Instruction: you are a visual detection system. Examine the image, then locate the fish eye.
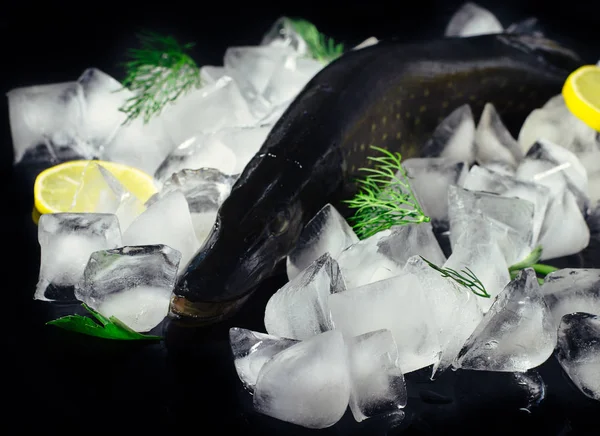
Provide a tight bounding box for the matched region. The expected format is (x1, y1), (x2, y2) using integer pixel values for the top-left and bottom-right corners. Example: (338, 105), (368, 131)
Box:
(269, 211), (290, 235)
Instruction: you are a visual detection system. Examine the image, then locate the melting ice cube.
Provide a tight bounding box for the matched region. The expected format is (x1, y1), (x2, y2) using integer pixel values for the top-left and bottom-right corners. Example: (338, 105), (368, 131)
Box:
(474, 103), (523, 169)
(555, 312), (600, 401)
(229, 327), (298, 392)
(253, 330), (351, 429)
(347, 329), (407, 422)
(456, 269), (556, 372)
(261, 16), (309, 56)
(329, 270), (440, 373)
(262, 55), (324, 107)
(337, 223), (446, 290)
(35, 213), (122, 301)
(445, 3), (503, 37)
(264, 253), (346, 340)
(76, 244), (181, 332)
(286, 203), (359, 280)
(421, 104), (476, 164)
(122, 190), (199, 270)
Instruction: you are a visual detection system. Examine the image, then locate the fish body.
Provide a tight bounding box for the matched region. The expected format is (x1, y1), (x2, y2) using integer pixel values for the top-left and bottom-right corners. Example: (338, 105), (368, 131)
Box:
(170, 33), (582, 324)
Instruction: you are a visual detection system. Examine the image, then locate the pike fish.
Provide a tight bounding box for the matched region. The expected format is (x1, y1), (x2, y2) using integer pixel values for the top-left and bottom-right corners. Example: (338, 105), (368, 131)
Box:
(169, 33), (582, 324)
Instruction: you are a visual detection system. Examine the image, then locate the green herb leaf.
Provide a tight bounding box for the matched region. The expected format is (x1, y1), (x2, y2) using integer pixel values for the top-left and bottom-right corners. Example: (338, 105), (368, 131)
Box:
(289, 18), (344, 63)
(344, 146), (430, 239)
(508, 245), (543, 272)
(420, 256), (490, 298)
(119, 31), (201, 124)
(46, 304), (162, 341)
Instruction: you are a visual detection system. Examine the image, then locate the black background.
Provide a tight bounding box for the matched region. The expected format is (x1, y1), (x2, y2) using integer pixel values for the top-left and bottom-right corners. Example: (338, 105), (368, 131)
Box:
(2, 1), (600, 434)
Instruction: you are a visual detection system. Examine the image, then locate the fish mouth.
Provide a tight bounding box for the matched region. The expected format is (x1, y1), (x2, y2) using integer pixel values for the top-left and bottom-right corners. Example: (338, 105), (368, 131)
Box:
(168, 294), (253, 326)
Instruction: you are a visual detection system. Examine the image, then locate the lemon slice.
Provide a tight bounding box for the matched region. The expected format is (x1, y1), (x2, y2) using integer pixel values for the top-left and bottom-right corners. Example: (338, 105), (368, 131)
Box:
(34, 160), (158, 215)
(562, 65), (600, 132)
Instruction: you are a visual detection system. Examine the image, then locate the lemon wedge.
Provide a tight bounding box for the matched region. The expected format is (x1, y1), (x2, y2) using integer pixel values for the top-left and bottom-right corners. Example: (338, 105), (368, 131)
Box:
(562, 65), (600, 132)
(34, 160), (158, 215)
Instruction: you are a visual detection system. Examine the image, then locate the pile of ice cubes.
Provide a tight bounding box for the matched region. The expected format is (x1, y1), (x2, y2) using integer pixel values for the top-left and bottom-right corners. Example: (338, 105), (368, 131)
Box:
(229, 99), (600, 428)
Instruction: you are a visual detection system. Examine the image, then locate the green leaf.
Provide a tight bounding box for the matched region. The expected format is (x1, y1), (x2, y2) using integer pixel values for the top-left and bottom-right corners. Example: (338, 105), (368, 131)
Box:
(420, 256), (490, 298)
(508, 245), (543, 272)
(288, 18), (344, 63)
(46, 304), (162, 341)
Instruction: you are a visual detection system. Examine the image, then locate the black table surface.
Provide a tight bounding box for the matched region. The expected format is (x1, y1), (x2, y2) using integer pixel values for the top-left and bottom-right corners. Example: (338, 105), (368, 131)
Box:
(3, 2), (600, 434)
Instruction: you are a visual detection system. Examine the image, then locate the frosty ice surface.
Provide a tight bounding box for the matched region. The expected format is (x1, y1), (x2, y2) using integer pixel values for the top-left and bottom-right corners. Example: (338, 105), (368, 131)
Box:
(445, 3), (503, 37)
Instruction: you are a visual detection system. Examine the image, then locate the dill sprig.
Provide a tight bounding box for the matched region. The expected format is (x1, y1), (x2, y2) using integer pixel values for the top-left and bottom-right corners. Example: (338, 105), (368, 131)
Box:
(119, 31), (201, 124)
(289, 18), (344, 63)
(344, 146), (430, 239)
(420, 256), (490, 298)
(508, 245), (558, 284)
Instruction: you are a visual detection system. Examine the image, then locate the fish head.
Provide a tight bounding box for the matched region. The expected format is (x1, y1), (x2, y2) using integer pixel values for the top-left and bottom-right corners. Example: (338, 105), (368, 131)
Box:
(169, 157), (308, 323)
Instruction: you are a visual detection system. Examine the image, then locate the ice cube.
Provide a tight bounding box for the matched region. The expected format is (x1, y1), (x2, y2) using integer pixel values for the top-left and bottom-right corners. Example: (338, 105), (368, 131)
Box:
(122, 190), (199, 270)
(77, 68), (130, 149)
(403, 255), (483, 378)
(456, 269), (556, 372)
(253, 330), (351, 429)
(261, 16), (309, 56)
(541, 268), (600, 329)
(347, 329), (407, 422)
(329, 270), (440, 373)
(263, 55), (324, 107)
(7, 82), (94, 163)
(287, 203), (359, 280)
(353, 37), (379, 50)
(462, 165), (550, 244)
(402, 157), (467, 230)
(474, 103), (523, 169)
(421, 104), (476, 164)
(506, 17), (544, 37)
(512, 371), (547, 411)
(200, 66), (226, 85)
(444, 223), (511, 312)
(518, 95), (599, 155)
(76, 245), (181, 332)
(337, 223), (446, 290)
(264, 253), (345, 340)
(70, 162), (146, 232)
(536, 187), (590, 260)
(35, 213), (122, 301)
(155, 125), (270, 181)
(555, 312), (600, 401)
(515, 138), (589, 213)
(482, 160), (516, 176)
(229, 327), (298, 392)
(575, 150), (600, 206)
(160, 76), (257, 147)
(445, 3), (504, 37)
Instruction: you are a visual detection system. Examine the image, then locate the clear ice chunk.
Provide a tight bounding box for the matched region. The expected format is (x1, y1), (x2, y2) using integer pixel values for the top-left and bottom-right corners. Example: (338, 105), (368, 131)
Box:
(262, 55), (324, 108)
(512, 371), (547, 411)
(474, 103), (523, 169)
(253, 330), (351, 429)
(421, 104), (476, 164)
(403, 255), (483, 378)
(329, 270), (440, 373)
(77, 68), (129, 149)
(556, 312), (600, 401)
(35, 213), (122, 301)
(200, 66), (226, 85)
(229, 327), (298, 392)
(456, 269), (556, 372)
(462, 165), (550, 244)
(353, 37), (379, 50)
(286, 203), (359, 280)
(337, 223), (446, 290)
(261, 16), (309, 56)
(264, 253), (346, 340)
(402, 157), (467, 229)
(541, 268), (600, 330)
(76, 245), (181, 332)
(445, 3), (504, 37)
(7, 81), (93, 163)
(122, 190), (199, 270)
(347, 329), (407, 422)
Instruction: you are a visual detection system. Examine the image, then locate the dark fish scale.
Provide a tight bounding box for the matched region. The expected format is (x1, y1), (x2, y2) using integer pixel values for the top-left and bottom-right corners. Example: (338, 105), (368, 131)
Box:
(170, 33), (583, 323)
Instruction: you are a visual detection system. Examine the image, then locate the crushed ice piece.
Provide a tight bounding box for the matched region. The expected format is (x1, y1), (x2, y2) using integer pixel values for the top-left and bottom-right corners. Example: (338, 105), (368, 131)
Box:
(253, 330), (351, 429)
(122, 190), (199, 270)
(263, 55), (324, 108)
(456, 269), (556, 372)
(261, 16), (309, 56)
(421, 104), (476, 164)
(445, 3), (504, 37)
(353, 37), (379, 50)
(35, 213), (122, 302)
(347, 329), (407, 422)
(512, 370), (546, 412)
(555, 312), (600, 401)
(329, 270), (440, 373)
(337, 223), (446, 290)
(265, 253), (345, 340)
(286, 203), (359, 280)
(76, 244), (180, 332)
(474, 103), (523, 169)
(229, 327), (298, 392)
